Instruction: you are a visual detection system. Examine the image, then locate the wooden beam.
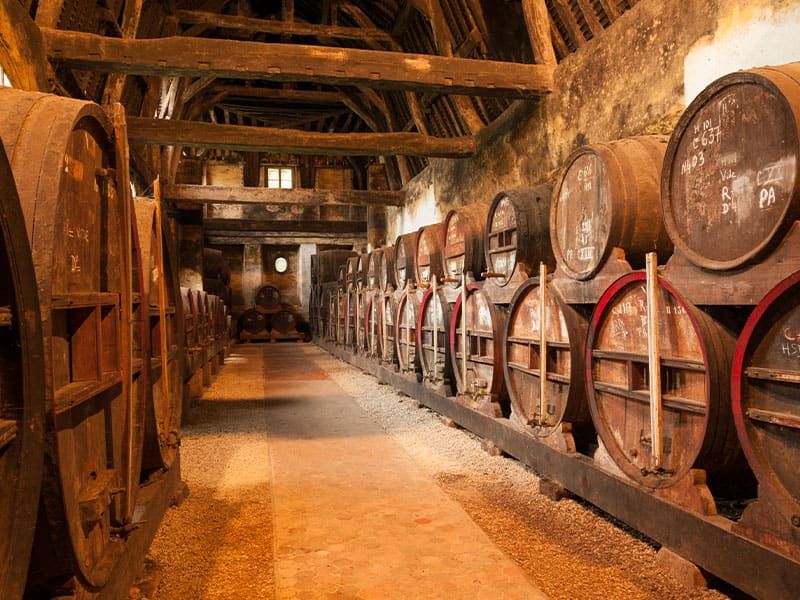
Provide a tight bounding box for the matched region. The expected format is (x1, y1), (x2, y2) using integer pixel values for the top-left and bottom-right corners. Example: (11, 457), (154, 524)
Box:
(521, 0), (557, 65)
(35, 0), (65, 27)
(164, 184), (405, 206)
(173, 9), (393, 44)
(42, 29), (555, 98)
(205, 233), (364, 246)
(126, 117), (477, 158)
(203, 219), (366, 233)
(101, 0), (144, 104)
(215, 86), (345, 104)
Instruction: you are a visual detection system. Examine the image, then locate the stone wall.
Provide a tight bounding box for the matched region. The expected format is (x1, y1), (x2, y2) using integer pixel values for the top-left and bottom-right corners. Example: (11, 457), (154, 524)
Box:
(387, 0), (800, 240)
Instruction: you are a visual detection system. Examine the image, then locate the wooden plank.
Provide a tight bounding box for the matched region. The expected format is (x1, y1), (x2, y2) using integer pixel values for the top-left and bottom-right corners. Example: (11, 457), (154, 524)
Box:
(205, 233), (365, 245)
(214, 86), (345, 105)
(521, 0), (557, 65)
(42, 29), (555, 98)
(173, 9), (394, 44)
(126, 117), (476, 158)
(164, 184), (405, 206)
(203, 218), (366, 234)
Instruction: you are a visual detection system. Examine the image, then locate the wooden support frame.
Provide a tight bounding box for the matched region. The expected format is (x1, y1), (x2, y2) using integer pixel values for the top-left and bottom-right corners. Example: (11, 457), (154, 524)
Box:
(126, 117), (477, 158)
(42, 29), (555, 98)
(164, 184), (404, 207)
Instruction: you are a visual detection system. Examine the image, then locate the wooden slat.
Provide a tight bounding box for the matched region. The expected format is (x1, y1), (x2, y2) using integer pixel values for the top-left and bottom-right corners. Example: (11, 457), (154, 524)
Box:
(42, 29), (555, 98)
(126, 117), (477, 158)
(746, 407), (800, 430)
(164, 184), (404, 206)
(744, 366), (800, 385)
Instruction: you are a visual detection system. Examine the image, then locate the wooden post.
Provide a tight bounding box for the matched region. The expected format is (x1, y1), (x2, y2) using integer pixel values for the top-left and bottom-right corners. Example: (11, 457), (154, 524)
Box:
(461, 270), (467, 392)
(538, 262), (548, 427)
(432, 275), (438, 383)
(646, 252), (663, 469)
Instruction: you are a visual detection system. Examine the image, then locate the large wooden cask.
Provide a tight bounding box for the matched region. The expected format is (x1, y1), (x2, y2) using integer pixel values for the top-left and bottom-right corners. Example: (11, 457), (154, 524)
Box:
(484, 186), (553, 287)
(442, 203), (489, 287)
(417, 285), (454, 389)
(0, 140), (45, 600)
(134, 197), (184, 472)
(318, 249), (356, 283)
(0, 89), (145, 588)
(378, 245), (396, 292)
(414, 223), (445, 287)
(393, 233), (417, 290)
(586, 272), (743, 491)
(662, 63), (800, 270)
(395, 288), (420, 377)
(551, 137), (671, 280)
(450, 285), (508, 417)
(503, 278), (590, 448)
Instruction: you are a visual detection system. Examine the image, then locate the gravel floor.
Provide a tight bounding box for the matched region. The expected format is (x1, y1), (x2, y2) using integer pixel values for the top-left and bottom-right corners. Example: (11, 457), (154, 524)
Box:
(149, 344), (733, 599)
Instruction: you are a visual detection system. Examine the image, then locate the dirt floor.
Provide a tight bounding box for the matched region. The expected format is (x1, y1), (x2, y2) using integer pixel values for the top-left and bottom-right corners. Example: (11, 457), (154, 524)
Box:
(148, 343), (733, 600)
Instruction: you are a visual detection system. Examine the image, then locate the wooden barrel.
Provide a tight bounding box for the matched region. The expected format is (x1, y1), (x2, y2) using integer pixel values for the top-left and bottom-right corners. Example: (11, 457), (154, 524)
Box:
(134, 198), (184, 472)
(181, 287), (198, 352)
(337, 264), (347, 291)
(0, 140), (45, 600)
(239, 308), (269, 335)
(272, 309), (298, 335)
(356, 290), (369, 352)
(326, 289), (338, 341)
(319, 249), (356, 283)
(197, 290), (211, 345)
(356, 252), (369, 288)
(0, 89), (145, 588)
(442, 203), (489, 287)
(393, 233), (417, 290)
(378, 245), (396, 291)
(367, 248), (384, 290)
(336, 287), (347, 345)
(484, 186), (554, 287)
(381, 293), (398, 365)
(450, 285), (508, 416)
(503, 278), (590, 441)
(345, 285), (358, 350)
(203, 247), (230, 284)
(395, 289), (420, 377)
(586, 272), (742, 490)
(551, 137), (671, 280)
(417, 285), (454, 388)
(254, 284), (281, 314)
(732, 270), (800, 511)
(310, 254), (319, 287)
(345, 256), (360, 289)
(414, 223), (445, 287)
(663, 64), (800, 270)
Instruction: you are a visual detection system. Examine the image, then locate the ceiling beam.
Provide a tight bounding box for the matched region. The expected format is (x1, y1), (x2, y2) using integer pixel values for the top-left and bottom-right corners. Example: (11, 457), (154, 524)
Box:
(126, 117), (477, 158)
(42, 29), (555, 98)
(203, 219), (366, 233)
(164, 184), (405, 206)
(213, 86), (346, 105)
(205, 233), (365, 246)
(172, 9), (394, 44)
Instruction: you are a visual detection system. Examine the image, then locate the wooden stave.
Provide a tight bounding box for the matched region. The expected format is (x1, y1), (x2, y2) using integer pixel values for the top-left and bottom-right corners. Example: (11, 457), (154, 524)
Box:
(484, 186), (554, 287)
(0, 140), (45, 600)
(416, 285), (454, 386)
(441, 203), (490, 287)
(393, 233), (417, 290)
(0, 89), (145, 588)
(503, 277), (590, 438)
(586, 272), (743, 490)
(413, 223), (445, 288)
(551, 137), (672, 281)
(731, 269), (800, 513)
(134, 198), (185, 473)
(661, 63), (800, 271)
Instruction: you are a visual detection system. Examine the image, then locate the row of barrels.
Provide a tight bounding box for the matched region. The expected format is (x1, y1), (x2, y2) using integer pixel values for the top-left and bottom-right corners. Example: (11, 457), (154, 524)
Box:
(0, 88), (230, 597)
(311, 62), (800, 565)
(182, 284), (233, 393)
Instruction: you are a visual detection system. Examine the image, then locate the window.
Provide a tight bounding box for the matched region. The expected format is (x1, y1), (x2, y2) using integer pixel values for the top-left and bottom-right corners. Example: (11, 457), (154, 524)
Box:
(267, 167), (293, 189)
(274, 256), (288, 273)
(0, 64), (13, 88)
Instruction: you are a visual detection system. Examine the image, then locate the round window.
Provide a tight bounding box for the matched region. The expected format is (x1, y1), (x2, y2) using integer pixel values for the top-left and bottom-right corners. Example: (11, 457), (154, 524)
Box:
(274, 256), (288, 273)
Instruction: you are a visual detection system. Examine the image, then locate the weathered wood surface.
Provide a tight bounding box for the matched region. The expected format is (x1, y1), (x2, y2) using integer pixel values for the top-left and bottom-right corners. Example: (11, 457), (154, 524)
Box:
(42, 29), (556, 98)
(203, 219), (365, 234)
(0, 0), (52, 91)
(173, 9), (394, 44)
(126, 117), (476, 158)
(164, 184), (405, 206)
